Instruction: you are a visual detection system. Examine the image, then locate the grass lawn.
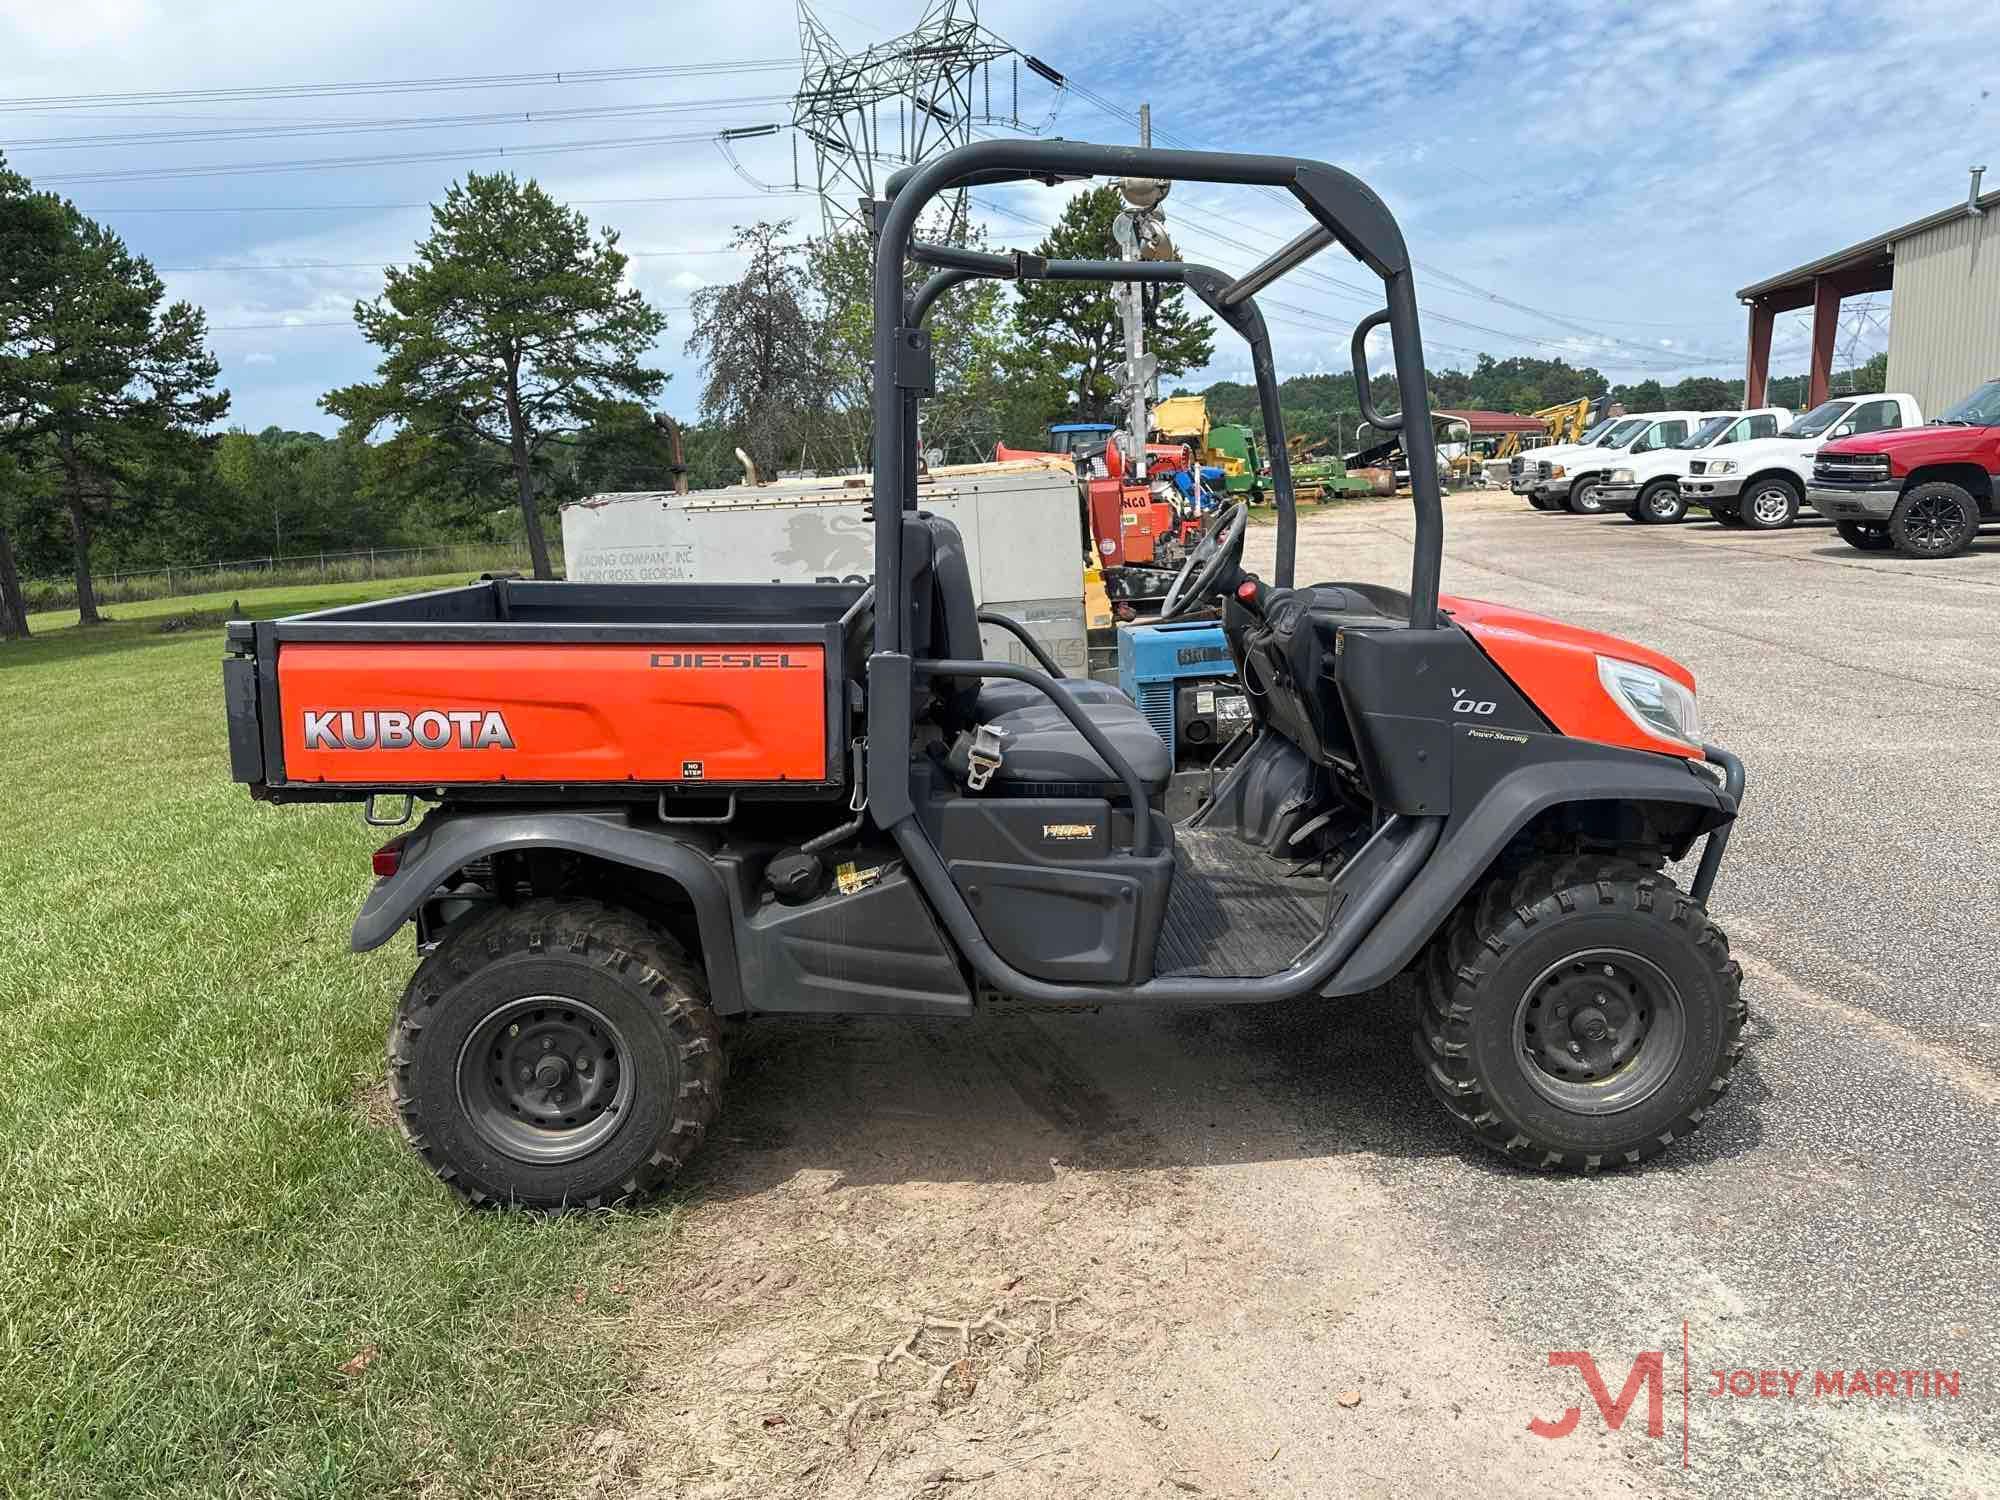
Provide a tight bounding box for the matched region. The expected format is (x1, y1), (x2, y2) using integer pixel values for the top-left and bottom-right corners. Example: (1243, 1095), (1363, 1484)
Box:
(1, 578), (676, 1498)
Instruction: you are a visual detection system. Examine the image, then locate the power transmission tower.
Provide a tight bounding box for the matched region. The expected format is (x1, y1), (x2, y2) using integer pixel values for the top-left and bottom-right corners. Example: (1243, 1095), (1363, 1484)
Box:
(791, 0), (1015, 237)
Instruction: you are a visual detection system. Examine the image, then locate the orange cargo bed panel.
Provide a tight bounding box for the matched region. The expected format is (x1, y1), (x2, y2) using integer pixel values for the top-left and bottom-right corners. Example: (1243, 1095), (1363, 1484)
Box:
(277, 642), (828, 785)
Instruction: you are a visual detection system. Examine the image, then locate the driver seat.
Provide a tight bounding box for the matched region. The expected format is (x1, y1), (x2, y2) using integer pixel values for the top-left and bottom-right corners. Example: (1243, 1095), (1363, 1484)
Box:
(913, 514), (1171, 795)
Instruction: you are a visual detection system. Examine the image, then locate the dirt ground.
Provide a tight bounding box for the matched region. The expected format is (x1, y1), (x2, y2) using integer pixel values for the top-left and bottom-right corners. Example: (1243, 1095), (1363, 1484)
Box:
(573, 492), (2000, 1500)
(583, 1001), (1663, 1500)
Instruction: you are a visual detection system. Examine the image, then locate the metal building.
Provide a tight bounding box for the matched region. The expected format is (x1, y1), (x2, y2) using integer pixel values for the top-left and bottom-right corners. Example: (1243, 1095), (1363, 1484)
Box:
(1736, 169), (2000, 416)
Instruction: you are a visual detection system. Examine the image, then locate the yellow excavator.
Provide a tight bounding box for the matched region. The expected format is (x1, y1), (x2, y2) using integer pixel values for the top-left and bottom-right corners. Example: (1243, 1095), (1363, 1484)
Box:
(1531, 398), (1596, 446)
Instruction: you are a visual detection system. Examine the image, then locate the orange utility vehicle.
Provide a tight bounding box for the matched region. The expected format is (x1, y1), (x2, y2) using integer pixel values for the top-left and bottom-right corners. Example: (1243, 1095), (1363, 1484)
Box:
(228, 139), (1748, 1210)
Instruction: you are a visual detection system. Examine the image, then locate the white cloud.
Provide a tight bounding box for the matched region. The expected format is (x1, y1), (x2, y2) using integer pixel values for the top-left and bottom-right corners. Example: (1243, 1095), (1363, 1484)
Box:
(5, 0), (1981, 430)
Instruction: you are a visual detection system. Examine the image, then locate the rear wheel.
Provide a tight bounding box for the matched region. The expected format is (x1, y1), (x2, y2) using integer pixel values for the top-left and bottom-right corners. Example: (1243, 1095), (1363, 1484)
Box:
(1836, 521), (1895, 551)
(1740, 475), (1801, 530)
(1567, 476), (1609, 514)
(1889, 482), (1979, 558)
(1417, 855), (1745, 1170)
(1635, 480), (1687, 525)
(388, 899), (724, 1210)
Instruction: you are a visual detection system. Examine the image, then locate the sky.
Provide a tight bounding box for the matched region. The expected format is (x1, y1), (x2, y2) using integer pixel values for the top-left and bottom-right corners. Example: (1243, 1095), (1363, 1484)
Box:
(2, 0), (1994, 436)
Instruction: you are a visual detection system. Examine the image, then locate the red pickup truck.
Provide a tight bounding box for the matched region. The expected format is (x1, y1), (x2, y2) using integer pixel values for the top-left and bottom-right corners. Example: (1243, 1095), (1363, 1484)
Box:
(1808, 378), (2000, 556)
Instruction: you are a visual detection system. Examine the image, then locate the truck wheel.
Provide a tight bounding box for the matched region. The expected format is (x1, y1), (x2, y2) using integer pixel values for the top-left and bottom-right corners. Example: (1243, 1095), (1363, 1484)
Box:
(1634, 481), (1687, 525)
(1889, 482), (1979, 558)
(387, 899), (724, 1210)
(1740, 476), (1801, 530)
(1567, 477), (1608, 514)
(1416, 855), (1745, 1171)
(1835, 521), (1895, 551)
(1526, 492), (1552, 511)
(1711, 506), (1747, 528)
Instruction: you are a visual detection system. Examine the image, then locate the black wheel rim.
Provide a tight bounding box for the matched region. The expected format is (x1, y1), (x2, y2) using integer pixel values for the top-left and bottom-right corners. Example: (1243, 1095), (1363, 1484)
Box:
(1513, 949), (1687, 1115)
(1747, 485), (1792, 526)
(1904, 495), (1968, 553)
(458, 995), (635, 1164)
(1646, 487), (1680, 520)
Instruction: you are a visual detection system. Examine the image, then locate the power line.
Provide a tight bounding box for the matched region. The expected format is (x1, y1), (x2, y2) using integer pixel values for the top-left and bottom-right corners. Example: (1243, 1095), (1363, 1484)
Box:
(207, 301), (695, 333)
(79, 192), (816, 214)
(2, 94), (795, 153)
(31, 126), (772, 186)
(0, 61), (801, 114)
(155, 247), (747, 272)
(1028, 69), (1742, 362)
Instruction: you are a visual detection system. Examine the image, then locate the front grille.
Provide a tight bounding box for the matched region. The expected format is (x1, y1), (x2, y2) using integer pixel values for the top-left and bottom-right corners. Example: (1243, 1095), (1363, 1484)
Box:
(1814, 454), (1891, 483)
(1509, 455), (1524, 480)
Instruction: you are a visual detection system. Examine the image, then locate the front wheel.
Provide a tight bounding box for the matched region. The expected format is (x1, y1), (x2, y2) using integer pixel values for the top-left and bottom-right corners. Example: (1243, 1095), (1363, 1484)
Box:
(1567, 476), (1608, 514)
(1417, 855), (1745, 1170)
(1890, 481), (1979, 558)
(388, 900), (725, 1210)
(1836, 521), (1895, 551)
(1740, 476), (1801, 530)
(1710, 506), (1747, 528)
(1526, 491), (1553, 511)
(1634, 480), (1688, 525)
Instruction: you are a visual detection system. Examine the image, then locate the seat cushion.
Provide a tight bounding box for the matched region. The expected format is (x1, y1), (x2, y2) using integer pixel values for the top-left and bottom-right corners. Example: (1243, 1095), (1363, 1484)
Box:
(974, 676), (1128, 719)
(963, 692), (1172, 793)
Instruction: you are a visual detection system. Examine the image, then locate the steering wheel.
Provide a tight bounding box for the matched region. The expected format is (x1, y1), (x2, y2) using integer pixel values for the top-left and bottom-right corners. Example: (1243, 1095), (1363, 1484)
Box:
(1160, 501), (1249, 618)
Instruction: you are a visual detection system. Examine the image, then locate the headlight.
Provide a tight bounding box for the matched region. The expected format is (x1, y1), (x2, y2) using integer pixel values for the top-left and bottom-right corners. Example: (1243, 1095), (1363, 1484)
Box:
(1550, 464), (1566, 478)
(1597, 656), (1700, 748)
(1608, 467), (1635, 484)
(1707, 459), (1738, 475)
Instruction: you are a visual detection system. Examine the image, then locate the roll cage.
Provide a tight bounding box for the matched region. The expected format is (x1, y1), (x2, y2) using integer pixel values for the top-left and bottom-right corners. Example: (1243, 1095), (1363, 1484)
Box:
(847, 140), (1476, 1005)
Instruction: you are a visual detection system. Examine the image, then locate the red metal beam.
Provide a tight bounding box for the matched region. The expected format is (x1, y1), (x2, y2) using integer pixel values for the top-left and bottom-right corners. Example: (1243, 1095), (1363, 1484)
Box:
(1807, 276), (1842, 408)
(1745, 303), (1774, 407)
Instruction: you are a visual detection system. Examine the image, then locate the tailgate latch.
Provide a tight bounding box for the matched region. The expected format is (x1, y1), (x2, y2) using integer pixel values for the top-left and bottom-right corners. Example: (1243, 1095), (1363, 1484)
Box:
(966, 723), (1007, 791)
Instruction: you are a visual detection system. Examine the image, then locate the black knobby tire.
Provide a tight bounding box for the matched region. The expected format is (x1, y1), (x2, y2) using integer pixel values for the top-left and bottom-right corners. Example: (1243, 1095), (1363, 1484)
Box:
(388, 899), (725, 1210)
(1567, 476), (1608, 514)
(1836, 521), (1895, 551)
(1634, 481), (1687, 525)
(1739, 475), (1800, 530)
(1889, 481), (1979, 559)
(1416, 854), (1745, 1171)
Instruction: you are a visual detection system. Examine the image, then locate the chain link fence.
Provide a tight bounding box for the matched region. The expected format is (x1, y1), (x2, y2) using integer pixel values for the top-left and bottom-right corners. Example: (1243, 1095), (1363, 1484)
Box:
(23, 542), (555, 613)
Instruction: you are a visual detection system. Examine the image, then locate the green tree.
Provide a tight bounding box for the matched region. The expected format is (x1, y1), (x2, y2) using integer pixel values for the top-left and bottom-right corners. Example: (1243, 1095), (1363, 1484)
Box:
(1005, 186), (1214, 425)
(0, 168), (227, 626)
(1667, 375), (1737, 409)
(325, 172), (667, 579)
(684, 221), (822, 478)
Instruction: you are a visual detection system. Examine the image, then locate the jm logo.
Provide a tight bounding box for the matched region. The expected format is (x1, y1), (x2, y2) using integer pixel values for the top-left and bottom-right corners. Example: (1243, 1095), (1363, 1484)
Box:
(1452, 687), (1497, 716)
(1529, 1351), (1666, 1440)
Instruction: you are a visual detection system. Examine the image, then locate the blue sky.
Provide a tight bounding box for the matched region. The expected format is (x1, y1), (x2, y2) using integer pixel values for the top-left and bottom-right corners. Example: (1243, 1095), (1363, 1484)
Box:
(2, 0), (1993, 434)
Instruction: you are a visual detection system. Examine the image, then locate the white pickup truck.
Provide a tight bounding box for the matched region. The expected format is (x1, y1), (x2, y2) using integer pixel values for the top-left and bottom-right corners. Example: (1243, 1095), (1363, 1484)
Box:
(1510, 416), (1634, 508)
(1518, 411), (1722, 514)
(1679, 392), (1924, 529)
(1596, 408), (1793, 524)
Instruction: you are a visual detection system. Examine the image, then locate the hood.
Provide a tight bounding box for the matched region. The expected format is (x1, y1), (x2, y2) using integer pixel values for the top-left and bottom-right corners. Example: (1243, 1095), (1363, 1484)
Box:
(1444, 593), (1700, 759)
(1818, 424), (1985, 459)
(1716, 433), (1817, 466)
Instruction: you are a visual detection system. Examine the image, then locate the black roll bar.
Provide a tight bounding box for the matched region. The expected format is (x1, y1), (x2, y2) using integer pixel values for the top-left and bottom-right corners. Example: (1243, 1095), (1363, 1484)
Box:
(904, 245), (1302, 590)
(873, 138), (1442, 643)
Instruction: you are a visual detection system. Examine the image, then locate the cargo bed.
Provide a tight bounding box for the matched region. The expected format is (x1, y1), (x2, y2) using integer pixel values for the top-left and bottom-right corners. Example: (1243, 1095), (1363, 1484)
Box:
(225, 578), (864, 804)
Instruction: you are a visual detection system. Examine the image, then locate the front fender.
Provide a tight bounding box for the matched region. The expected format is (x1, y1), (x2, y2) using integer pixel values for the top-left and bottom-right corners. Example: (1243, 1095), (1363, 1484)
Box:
(1323, 735), (1735, 997)
(352, 808), (745, 1013)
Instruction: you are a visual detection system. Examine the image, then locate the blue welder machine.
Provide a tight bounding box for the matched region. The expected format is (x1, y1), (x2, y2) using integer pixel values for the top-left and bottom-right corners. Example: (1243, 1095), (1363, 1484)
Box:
(1116, 618), (1251, 760)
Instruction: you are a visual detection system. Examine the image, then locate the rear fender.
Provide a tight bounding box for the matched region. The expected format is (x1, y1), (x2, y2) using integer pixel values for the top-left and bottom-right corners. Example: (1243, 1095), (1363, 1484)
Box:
(1322, 735), (1732, 996)
(351, 808), (746, 1013)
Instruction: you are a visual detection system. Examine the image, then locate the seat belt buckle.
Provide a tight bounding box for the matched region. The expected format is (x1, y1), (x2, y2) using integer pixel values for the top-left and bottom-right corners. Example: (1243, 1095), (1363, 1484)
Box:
(966, 723), (1007, 791)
